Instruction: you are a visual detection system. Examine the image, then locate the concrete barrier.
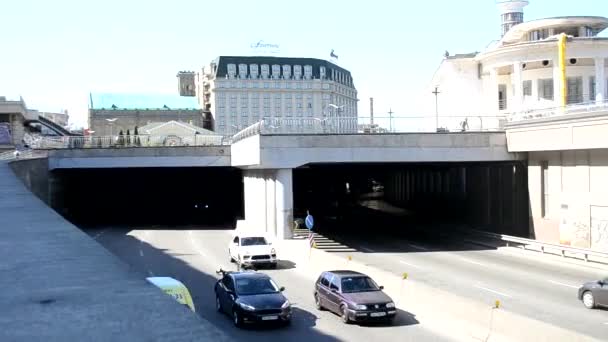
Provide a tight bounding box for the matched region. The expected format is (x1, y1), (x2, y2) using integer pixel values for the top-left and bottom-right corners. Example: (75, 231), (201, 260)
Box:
(290, 244), (599, 342)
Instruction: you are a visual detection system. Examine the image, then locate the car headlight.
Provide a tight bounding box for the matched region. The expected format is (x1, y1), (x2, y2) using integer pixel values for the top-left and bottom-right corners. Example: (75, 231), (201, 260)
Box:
(281, 300), (290, 309)
(386, 302), (395, 308)
(271, 248), (276, 254)
(355, 304), (367, 310)
(239, 302), (256, 311)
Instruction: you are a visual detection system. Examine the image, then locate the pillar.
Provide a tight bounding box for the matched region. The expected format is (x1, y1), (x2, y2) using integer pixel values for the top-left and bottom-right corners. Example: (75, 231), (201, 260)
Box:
(512, 62), (523, 112)
(595, 57), (605, 104)
(552, 59), (562, 107)
(489, 68), (499, 113)
(275, 169), (293, 240)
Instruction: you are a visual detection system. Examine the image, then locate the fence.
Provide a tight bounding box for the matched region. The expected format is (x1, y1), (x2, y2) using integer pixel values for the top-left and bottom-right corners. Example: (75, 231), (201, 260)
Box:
(30, 134), (232, 149)
(230, 116), (507, 143)
(507, 98), (608, 122)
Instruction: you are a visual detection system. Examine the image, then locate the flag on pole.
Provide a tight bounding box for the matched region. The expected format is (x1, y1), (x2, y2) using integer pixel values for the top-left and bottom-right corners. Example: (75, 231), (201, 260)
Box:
(330, 49), (339, 60)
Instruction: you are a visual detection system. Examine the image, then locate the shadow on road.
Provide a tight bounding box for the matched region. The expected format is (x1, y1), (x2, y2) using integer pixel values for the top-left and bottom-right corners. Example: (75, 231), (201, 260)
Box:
(359, 309), (419, 328)
(91, 230), (342, 342)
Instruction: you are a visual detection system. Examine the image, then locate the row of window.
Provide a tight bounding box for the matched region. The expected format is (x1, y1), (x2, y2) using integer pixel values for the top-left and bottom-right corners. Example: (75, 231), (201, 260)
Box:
(215, 80), (357, 98)
(226, 63), (354, 87)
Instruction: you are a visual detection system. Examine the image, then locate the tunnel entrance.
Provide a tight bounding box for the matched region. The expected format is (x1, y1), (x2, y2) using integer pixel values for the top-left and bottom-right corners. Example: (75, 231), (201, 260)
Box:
(52, 167), (244, 227)
(293, 162), (529, 238)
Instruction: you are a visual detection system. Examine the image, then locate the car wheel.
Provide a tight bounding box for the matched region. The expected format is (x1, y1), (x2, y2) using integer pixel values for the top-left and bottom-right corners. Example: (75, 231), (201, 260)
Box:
(314, 293), (324, 311)
(341, 305), (350, 324)
(233, 310), (243, 327)
(216, 295), (222, 313)
(583, 291), (595, 309)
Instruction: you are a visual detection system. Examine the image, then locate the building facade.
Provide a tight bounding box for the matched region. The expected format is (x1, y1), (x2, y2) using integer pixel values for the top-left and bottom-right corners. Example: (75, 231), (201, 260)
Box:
(88, 93), (207, 136)
(0, 96), (32, 150)
(197, 56), (358, 134)
(428, 0), (608, 131)
(28, 109), (69, 128)
(430, 1), (608, 251)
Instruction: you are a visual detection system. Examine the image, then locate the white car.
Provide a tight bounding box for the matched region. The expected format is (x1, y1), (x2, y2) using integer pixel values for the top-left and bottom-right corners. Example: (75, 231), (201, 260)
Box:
(229, 233), (278, 269)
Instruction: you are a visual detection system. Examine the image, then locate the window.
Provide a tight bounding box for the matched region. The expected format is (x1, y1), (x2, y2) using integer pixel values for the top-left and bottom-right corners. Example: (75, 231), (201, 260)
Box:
(320, 273), (331, 287)
(329, 276), (340, 291)
(498, 84), (507, 110)
(538, 79), (554, 100)
(522, 80), (531, 97)
(250, 64), (258, 78)
(341, 277), (380, 293)
(567, 77), (583, 104)
(222, 276), (235, 292)
(541, 161), (549, 218)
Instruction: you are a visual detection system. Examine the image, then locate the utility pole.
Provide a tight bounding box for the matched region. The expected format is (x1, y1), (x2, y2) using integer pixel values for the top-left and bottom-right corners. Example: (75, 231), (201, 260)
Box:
(369, 97), (374, 125)
(432, 86), (440, 132)
(388, 108), (394, 133)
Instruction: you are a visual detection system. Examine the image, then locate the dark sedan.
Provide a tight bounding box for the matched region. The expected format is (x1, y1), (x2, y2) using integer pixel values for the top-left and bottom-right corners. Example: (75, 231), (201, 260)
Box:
(214, 269), (291, 327)
(578, 277), (608, 309)
(313, 270), (396, 324)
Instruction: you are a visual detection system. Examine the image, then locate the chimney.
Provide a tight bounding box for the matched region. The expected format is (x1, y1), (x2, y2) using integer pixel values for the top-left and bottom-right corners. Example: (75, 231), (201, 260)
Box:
(369, 97), (374, 125)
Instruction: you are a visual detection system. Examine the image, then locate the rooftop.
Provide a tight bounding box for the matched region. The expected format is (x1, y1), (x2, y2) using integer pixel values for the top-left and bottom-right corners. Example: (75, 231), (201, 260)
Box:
(89, 93), (200, 110)
(500, 16), (608, 45)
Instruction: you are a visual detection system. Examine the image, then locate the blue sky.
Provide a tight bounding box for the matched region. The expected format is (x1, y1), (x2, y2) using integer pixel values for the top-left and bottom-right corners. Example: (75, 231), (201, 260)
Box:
(0, 0), (605, 128)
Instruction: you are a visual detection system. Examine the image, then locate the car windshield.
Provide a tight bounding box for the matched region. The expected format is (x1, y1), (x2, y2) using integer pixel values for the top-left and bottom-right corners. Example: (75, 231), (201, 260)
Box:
(235, 277), (279, 295)
(341, 276), (380, 293)
(241, 237), (268, 246)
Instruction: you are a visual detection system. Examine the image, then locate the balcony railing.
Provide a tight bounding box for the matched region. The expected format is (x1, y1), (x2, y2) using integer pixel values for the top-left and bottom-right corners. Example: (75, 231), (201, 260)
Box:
(507, 98), (608, 122)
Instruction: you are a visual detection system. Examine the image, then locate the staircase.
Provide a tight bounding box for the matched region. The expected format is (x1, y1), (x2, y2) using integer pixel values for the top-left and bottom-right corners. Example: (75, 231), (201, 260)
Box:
(292, 228), (357, 253)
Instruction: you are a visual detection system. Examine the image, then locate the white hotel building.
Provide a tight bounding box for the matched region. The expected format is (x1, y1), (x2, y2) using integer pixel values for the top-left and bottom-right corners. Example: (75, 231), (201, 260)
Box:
(196, 56), (358, 135)
(430, 1), (608, 250)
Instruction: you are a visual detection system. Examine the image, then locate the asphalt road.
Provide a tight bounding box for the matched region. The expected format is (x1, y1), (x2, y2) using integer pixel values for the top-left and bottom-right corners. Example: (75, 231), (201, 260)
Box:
(322, 227), (608, 340)
(85, 226), (451, 342)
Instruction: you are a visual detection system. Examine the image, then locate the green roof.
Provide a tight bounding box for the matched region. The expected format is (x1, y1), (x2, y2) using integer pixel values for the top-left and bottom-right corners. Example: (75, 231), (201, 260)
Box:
(89, 93), (199, 110)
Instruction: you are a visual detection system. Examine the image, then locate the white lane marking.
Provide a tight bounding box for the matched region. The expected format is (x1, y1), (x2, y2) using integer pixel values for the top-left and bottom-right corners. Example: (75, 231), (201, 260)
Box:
(473, 285), (513, 298)
(603, 322), (608, 325)
(407, 243), (429, 251)
(458, 257), (487, 267)
(547, 280), (579, 289)
(399, 260), (422, 269)
(188, 231), (207, 257)
(359, 246), (375, 253)
(139, 249), (144, 257)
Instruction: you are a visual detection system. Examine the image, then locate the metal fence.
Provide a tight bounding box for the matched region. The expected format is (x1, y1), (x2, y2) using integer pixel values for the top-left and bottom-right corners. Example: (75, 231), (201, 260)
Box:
(507, 98), (608, 122)
(232, 115), (507, 142)
(30, 134), (232, 149)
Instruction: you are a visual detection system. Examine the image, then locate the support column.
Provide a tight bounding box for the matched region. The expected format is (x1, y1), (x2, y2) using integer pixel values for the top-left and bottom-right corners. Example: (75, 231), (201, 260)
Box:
(512, 62), (523, 112)
(275, 169), (293, 240)
(595, 57), (605, 103)
(489, 68), (499, 114)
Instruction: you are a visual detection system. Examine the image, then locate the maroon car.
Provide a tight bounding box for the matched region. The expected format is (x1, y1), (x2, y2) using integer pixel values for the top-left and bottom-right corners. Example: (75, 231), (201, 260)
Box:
(313, 270), (397, 324)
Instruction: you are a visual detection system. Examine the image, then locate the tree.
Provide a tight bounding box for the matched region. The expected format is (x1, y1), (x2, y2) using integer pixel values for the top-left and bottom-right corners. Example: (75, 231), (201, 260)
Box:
(117, 130), (124, 146)
(134, 126), (141, 146)
(126, 129), (131, 146)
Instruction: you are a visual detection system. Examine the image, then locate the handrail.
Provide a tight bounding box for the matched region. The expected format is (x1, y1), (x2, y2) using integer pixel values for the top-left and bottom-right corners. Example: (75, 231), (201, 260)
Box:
(464, 227), (608, 262)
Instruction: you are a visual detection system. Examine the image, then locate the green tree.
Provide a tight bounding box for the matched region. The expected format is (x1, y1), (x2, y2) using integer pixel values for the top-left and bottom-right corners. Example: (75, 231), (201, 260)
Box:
(126, 129), (131, 146)
(117, 130), (124, 146)
(134, 126), (141, 146)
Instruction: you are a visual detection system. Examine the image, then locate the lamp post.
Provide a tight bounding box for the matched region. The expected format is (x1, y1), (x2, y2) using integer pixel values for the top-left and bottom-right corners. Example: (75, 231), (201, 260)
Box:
(432, 86), (440, 132)
(327, 103), (345, 133)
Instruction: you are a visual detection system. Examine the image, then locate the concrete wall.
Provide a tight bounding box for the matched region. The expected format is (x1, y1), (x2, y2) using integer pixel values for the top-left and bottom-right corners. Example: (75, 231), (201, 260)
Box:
(47, 146), (231, 169)
(528, 149), (608, 251)
(8, 158), (50, 205)
(506, 110), (608, 151)
(232, 133), (523, 169)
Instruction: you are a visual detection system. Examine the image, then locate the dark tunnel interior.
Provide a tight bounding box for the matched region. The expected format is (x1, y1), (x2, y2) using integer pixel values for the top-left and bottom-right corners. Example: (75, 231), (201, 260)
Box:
(53, 167), (244, 227)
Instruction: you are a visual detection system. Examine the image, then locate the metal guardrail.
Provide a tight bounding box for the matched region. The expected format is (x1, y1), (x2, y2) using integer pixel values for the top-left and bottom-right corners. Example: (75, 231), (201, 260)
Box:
(465, 227), (608, 263)
(0, 149), (46, 161)
(230, 116), (507, 143)
(30, 135), (232, 149)
(507, 99), (608, 122)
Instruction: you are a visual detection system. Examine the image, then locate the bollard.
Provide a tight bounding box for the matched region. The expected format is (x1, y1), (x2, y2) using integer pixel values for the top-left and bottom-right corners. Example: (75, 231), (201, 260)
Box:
(402, 272), (408, 280)
(347, 255), (352, 261)
(494, 300), (500, 309)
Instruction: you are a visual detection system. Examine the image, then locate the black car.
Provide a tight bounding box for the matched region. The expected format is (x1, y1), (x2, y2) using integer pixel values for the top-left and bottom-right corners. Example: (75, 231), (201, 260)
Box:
(314, 270), (396, 324)
(578, 277), (608, 309)
(214, 269), (291, 327)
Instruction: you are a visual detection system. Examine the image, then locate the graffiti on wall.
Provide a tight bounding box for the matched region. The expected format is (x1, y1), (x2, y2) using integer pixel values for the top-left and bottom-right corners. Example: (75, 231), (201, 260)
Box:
(591, 205), (608, 252)
(0, 123), (11, 144)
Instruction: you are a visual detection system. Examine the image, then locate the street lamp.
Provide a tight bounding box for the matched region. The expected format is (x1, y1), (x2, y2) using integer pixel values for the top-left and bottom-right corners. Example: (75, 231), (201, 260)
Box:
(105, 118), (117, 136)
(325, 103), (345, 132)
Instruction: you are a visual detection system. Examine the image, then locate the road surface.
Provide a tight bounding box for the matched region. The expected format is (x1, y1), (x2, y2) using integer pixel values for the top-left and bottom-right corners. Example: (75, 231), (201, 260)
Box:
(85, 226), (451, 342)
